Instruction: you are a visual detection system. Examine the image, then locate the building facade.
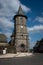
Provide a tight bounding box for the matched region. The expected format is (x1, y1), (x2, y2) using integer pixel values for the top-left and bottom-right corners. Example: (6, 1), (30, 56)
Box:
(11, 6), (29, 52)
(33, 38), (43, 53)
(0, 34), (9, 54)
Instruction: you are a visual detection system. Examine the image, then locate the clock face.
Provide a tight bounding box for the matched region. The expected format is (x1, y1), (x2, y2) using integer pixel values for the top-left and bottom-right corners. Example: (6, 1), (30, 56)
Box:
(21, 26), (23, 28)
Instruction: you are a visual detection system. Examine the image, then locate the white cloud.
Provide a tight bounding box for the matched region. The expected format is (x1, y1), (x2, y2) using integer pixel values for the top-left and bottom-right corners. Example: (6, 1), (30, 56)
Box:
(0, 17), (14, 40)
(27, 25), (43, 32)
(0, 17), (14, 28)
(0, 0), (31, 41)
(0, 17), (14, 33)
(21, 4), (31, 12)
(27, 25), (43, 48)
(0, 0), (31, 17)
(29, 37), (31, 40)
(30, 42), (35, 49)
(35, 16), (43, 23)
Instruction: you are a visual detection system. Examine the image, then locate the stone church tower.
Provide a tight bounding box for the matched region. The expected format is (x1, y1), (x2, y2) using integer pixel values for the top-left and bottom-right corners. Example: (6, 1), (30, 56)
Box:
(11, 6), (29, 52)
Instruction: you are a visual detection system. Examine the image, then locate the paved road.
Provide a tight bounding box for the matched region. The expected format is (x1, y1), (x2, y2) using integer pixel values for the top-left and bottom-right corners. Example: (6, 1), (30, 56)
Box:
(0, 53), (43, 65)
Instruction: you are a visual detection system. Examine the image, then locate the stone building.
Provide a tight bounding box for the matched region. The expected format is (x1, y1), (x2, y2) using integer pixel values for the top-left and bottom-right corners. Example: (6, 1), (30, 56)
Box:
(0, 34), (9, 54)
(10, 6), (29, 52)
(33, 38), (43, 53)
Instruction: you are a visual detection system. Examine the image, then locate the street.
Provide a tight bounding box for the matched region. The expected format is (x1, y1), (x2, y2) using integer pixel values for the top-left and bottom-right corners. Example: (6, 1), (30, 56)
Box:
(0, 53), (43, 65)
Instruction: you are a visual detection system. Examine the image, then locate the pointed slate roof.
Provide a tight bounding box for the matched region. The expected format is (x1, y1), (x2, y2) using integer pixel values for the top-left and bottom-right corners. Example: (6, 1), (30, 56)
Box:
(17, 6), (24, 15)
(14, 6), (27, 19)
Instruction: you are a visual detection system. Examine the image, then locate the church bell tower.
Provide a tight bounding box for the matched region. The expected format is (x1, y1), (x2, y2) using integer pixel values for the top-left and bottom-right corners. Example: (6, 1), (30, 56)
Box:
(11, 6), (29, 52)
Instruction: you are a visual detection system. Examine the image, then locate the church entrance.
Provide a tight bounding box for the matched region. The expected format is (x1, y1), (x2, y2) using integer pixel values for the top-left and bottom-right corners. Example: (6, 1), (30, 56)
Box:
(20, 44), (25, 52)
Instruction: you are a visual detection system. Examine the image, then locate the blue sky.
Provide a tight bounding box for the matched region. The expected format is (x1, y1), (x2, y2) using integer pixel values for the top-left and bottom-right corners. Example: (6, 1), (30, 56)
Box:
(0, 0), (43, 49)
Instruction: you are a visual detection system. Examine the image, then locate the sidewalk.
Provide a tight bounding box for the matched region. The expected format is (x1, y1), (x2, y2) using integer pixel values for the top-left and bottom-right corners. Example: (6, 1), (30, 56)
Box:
(0, 53), (33, 58)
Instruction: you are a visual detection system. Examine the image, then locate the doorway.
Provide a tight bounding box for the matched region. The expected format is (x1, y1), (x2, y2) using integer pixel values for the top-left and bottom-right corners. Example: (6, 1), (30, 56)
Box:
(20, 44), (25, 52)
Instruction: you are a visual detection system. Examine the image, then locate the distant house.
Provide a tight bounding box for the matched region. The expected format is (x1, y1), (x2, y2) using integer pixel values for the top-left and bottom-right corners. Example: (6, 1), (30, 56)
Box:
(33, 38), (43, 53)
(0, 34), (9, 54)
